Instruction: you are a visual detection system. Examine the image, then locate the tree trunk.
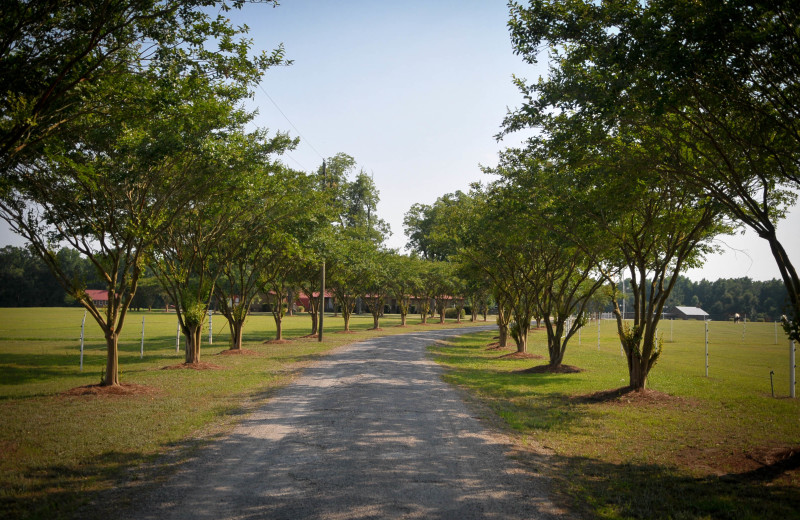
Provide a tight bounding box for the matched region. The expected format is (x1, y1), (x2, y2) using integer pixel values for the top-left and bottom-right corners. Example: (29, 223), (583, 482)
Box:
(273, 314), (283, 340)
(514, 320), (529, 354)
(102, 330), (120, 386)
(309, 310), (318, 336)
(401, 312), (407, 326)
(343, 313), (350, 332)
(628, 353), (648, 390)
(229, 319), (244, 350)
(372, 313), (380, 329)
(184, 325), (202, 364)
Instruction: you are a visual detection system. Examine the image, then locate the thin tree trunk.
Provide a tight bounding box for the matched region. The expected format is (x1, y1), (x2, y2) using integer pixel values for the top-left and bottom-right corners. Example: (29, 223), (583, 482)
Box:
(229, 320), (244, 350)
(102, 330), (120, 386)
(184, 325), (202, 364)
(273, 314), (283, 340)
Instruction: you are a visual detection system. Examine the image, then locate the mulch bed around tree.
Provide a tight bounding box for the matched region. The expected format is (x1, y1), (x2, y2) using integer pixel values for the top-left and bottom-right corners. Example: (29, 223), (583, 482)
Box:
(675, 444), (800, 480)
(485, 342), (510, 350)
(61, 383), (160, 397)
(571, 386), (689, 406)
(217, 348), (260, 356)
(263, 339), (293, 344)
(495, 352), (544, 360)
(161, 362), (224, 370)
(368, 327), (383, 331)
(517, 364), (583, 374)
(334, 330), (358, 334)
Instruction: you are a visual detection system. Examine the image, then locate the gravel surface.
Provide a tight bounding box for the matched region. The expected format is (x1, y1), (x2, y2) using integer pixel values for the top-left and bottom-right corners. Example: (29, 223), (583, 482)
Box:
(121, 326), (565, 519)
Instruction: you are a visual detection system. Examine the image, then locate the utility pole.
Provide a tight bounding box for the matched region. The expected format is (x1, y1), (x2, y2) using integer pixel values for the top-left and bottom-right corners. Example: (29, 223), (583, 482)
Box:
(318, 159), (326, 342)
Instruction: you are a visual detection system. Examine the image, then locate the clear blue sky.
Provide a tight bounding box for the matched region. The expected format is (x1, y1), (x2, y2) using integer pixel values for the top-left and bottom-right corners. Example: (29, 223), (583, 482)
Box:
(1, 0), (797, 282)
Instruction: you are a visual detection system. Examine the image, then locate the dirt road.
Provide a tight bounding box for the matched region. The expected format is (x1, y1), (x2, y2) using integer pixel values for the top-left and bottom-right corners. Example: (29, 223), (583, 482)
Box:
(121, 326), (564, 519)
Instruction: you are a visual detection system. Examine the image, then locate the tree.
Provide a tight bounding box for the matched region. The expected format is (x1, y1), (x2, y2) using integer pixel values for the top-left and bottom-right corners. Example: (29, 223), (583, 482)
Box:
(362, 248), (390, 330)
(489, 150), (608, 369)
(430, 261), (457, 325)
(326, 235), (377, 332)
(386, 253), (423, 327)
(214, 166), (318, 349)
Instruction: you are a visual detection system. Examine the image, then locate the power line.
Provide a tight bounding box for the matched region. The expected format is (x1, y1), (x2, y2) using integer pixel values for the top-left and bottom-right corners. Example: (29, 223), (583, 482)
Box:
(258, 84), (325, 163)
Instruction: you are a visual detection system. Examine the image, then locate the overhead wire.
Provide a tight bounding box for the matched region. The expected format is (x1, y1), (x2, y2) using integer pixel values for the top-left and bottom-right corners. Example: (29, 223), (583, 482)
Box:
(258, 83), (326, 163)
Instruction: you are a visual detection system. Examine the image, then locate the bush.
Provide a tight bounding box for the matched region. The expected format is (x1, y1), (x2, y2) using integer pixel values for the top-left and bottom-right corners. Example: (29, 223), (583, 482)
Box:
(445, 308), (464, 319)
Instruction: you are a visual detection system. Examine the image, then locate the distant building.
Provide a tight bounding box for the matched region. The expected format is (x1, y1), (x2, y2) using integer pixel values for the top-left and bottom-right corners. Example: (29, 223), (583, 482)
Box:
(667, 306), (709, 321)
(85, 289), (109, 307)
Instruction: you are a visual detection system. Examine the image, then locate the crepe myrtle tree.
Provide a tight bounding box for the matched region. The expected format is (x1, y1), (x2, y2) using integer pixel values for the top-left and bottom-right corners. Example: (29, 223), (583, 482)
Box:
(385, 253), (423, 327)
(489, 150), (608, 369)
(214, 165), (321, 350)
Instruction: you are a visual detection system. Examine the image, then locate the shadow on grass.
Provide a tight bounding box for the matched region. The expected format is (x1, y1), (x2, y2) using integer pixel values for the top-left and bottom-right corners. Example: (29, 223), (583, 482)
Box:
(550, 453), (800, 519)
(0, 450), (154, 520)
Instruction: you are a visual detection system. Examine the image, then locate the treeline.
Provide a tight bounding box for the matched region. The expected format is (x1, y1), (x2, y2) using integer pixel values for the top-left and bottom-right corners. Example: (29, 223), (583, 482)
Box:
(665, 276), (790, 322)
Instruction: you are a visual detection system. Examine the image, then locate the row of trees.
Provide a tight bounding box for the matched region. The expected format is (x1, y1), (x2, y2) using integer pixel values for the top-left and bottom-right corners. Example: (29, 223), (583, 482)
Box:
(0, 2), (490, 388)
(403, 0), (800, 391)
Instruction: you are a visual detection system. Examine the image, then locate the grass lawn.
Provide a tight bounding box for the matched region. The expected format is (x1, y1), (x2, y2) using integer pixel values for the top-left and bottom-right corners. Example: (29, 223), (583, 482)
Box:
(429, 319), (800, 519)
(0, 307), (485, 520)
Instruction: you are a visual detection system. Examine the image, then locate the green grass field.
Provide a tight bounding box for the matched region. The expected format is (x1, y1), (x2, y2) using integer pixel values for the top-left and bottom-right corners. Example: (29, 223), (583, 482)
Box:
(430, 318), (800, 519)
(0, 307), (484, 520)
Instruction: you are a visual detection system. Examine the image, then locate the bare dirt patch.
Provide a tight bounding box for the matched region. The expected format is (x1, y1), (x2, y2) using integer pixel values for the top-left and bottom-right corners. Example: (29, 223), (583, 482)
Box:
(61, 383), (161, 397)
(161, 362), (224, 371)
(495, 352), (544, 360)
(518, 364), (583, 374)
(677, 444), (800, 480)
(217, 348), (260, 356)
(571, 386), (689, 406)
(485, 342), (510, 351)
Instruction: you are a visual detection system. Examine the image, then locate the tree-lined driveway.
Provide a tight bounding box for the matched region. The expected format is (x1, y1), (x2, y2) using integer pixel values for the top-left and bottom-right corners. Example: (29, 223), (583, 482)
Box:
(123, 326), (563, 519)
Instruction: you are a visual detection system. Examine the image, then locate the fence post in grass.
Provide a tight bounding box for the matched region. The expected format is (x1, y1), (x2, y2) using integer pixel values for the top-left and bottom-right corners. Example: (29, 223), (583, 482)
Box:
(140, 315), (145, 359)
(208, 309), (213, 345)
(176, 318), (180, 352)
(670, 318), (673, 343)
(597, 315), (600, 351)
(791, 340), (796, 398)
(775, 321), (778, 345)
(705, 320), (709, 377)
(80, 310), (86, 371)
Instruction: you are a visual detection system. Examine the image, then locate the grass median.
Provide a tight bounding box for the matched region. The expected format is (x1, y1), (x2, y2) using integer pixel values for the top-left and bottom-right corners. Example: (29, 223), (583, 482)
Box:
(0, 307), (487, 520)
(429, 319), (800, 519)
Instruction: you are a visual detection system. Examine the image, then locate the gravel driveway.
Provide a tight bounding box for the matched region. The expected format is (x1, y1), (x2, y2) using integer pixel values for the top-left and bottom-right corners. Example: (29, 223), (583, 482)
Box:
(121, 326), (564, 519)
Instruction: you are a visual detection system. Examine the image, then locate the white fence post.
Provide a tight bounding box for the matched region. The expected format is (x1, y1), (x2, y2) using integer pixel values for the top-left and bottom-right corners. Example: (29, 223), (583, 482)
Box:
(176, 318), (180, 353)
(705, 321), (709, 377)
(791, 340), (796, 399)
(597, 315), (600, 351)
(80, 310), (86, 372)
(140, 316), (145, 359)
(208, 310), (213, 345)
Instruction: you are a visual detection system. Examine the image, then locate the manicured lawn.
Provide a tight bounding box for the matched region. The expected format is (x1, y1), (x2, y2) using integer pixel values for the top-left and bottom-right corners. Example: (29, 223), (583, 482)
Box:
(429, 319), (800, 519)
(0, 307), (485, 520)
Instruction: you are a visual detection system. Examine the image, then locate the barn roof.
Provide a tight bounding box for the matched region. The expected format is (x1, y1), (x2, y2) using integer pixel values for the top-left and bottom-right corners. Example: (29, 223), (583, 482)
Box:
(85, 289), (109, 301)
(674, 306), (709, 316)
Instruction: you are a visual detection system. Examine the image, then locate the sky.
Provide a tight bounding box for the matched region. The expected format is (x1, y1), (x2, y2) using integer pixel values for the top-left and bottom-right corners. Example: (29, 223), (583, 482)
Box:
(1, 0), (798, 282)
